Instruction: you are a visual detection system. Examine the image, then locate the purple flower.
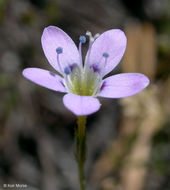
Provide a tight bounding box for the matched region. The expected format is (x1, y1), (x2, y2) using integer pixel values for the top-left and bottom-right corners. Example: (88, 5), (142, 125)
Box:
(22, 26), (149, 116)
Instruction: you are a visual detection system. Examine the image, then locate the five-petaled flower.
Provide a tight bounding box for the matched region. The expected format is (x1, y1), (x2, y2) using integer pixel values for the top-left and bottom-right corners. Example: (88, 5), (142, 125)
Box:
(23, 26), (150, 116)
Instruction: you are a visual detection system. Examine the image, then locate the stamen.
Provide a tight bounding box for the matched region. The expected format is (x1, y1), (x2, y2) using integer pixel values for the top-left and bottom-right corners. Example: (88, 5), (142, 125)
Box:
(103, 52), (109, 68)
(64, 67), (71, 75)
(64, 75), (71, 92)
(63, 67), (72, 92)
(56, 47), (64, 75)
(79, 36), (86, 43)
(56, 47), (63, 54)
(92, 81), (102, 97)
(79, 36), (86, 67)
(92, 52), (109, 96)
(103, 52), (109, 58)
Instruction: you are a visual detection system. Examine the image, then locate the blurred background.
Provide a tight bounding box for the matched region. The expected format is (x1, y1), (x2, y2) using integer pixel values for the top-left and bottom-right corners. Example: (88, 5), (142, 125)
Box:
(0, 0), (170, 189)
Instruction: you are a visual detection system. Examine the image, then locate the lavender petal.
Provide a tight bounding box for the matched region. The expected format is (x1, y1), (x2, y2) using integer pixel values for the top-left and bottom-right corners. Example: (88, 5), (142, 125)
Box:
(98, 73), (150, 98)
(41, 26), (79, 74)
(22, 68), (66, 92)
(63, 94), (101, 116)
(85, 29), (127, 76)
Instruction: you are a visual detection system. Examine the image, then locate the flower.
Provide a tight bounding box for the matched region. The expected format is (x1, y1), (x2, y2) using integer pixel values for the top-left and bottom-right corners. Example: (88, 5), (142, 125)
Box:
(22, 26), (150, 116)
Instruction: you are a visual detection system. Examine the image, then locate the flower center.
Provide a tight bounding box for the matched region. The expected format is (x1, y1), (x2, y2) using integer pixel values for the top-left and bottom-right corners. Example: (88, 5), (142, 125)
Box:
(56, 32), (109, 96)
(63, 64), (101, 96)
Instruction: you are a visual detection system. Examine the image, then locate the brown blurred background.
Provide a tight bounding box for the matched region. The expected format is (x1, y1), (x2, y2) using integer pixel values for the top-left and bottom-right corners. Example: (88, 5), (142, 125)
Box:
(0, 0), (170, 190)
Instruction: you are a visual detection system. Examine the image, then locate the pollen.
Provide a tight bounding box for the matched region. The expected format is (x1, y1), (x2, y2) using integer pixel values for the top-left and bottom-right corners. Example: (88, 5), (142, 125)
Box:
(56, 47), (63, 54)
(79, 36), (86, 43)
(64, 67), (71, 75)
(103, 52), (109, 58)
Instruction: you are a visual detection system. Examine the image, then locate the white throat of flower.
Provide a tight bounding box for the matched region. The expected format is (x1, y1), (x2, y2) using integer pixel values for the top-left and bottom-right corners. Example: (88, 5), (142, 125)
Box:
(55, 31), (109, 97)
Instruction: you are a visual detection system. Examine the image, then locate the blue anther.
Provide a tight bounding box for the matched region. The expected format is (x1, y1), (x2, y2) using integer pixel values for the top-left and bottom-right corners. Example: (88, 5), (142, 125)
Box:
(56, 47), (63, 54)
(79, 36), (86, 43)
(103, 52), (109, 58)
(64, 67), (71, 75)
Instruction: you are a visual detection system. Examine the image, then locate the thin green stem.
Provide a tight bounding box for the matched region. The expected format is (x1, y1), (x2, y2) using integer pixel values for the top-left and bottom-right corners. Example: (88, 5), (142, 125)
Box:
(75, 116), (87, 190)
